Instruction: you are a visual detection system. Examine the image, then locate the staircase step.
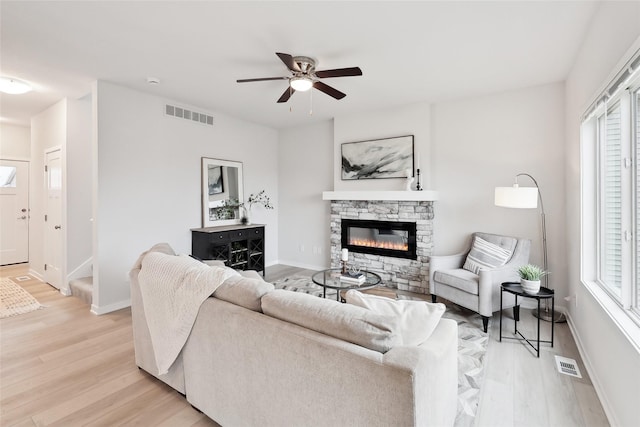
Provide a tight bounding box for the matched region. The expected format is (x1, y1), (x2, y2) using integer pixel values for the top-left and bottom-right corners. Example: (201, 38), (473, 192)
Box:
(69, 276), (93, 305)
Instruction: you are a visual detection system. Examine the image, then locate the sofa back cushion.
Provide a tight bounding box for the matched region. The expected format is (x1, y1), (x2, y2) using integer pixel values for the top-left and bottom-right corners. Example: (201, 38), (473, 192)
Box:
(213, 275), (274, 312)
(261, 290), (401, 353)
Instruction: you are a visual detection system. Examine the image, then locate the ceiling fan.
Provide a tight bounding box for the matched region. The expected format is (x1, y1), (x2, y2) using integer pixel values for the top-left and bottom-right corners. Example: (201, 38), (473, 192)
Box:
(237, 52), (362, 103)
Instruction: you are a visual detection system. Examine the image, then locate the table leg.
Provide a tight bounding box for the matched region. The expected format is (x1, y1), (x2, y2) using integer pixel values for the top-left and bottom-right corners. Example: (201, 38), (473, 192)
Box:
(500, 288), (503, 342)
(514, 295), (518, 335)
(536, 298), (541, 357)
(551, 294), (555, 347)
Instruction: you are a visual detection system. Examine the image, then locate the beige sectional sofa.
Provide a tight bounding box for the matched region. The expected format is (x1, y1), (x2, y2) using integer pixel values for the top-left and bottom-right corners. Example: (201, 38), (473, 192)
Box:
(130, 244), (458, 426)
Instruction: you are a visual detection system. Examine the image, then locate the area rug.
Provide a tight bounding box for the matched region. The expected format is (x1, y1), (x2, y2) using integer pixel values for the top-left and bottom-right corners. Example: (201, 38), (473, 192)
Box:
(272, 274), (338, 299)
(272, 275), (488, 427)
(0, 277), (43, 319)
(400, 295), (489, 427)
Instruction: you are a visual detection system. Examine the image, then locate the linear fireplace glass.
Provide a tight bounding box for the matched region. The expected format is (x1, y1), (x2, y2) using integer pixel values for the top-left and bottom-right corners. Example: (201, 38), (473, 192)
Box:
(341, 219), (417, 260)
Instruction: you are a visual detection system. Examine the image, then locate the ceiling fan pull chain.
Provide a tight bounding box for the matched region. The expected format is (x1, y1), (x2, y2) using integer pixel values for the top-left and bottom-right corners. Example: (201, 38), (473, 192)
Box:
(309, 87), (313, 115)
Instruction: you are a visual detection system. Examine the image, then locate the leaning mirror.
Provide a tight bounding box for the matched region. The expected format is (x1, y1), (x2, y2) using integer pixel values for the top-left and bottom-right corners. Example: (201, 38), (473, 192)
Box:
(201, 157), (244, 227)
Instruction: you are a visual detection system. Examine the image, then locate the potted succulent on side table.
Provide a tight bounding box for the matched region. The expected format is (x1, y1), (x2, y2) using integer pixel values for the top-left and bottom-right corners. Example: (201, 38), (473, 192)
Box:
(241, 190), (274, 225)
(517, 264), (548, 295)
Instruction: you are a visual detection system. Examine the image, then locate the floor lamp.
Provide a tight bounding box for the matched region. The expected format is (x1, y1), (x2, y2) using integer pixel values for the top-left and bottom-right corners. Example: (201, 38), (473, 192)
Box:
(494, 173), (566, 323)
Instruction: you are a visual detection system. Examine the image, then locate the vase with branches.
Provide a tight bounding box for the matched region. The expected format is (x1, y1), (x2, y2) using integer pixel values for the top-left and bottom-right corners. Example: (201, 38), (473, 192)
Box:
(242, 190), (273, 224)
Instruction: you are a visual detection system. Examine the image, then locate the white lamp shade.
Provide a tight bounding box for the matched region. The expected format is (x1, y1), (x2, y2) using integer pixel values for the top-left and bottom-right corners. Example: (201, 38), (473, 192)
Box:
(494, 186), (538, 209)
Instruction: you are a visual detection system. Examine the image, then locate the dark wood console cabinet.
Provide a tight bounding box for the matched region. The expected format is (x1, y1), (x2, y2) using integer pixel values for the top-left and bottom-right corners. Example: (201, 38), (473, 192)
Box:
(191, 224), (265, 276)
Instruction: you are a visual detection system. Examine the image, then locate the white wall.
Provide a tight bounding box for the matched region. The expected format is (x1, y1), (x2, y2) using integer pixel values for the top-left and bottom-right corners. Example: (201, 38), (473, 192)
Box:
(278, 120), (333, 269)
(30, 99), (67, 279)
(282, 91), (565, 276)
(564, 2), (640, 426)
(93, 81), (278, 313)
(0, 124), (30, 160)
(430, 82), (567, 297)
(333, 102), (431, 190)
(66, 96), (93, 277)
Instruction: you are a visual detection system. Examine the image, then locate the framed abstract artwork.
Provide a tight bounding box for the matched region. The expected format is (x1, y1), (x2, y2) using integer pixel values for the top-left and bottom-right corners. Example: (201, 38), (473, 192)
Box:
(341, 135), (414, 180)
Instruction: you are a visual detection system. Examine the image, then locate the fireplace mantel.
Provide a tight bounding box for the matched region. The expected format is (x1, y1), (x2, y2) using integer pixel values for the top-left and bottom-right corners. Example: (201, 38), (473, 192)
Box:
(322, 190), (438, 202)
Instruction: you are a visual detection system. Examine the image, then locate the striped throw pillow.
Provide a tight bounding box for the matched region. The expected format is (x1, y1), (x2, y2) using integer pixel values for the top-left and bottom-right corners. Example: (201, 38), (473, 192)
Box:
(462, 236), (513, 274)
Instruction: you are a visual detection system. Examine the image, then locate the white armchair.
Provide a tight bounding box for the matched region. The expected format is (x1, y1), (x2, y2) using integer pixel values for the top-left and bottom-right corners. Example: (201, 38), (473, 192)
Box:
(428, 232), (531, 332)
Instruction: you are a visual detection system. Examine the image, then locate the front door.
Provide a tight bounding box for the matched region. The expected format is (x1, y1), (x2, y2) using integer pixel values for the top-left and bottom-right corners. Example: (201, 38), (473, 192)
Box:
(44, 149), (62, 289)
(0, 159), (29, 265)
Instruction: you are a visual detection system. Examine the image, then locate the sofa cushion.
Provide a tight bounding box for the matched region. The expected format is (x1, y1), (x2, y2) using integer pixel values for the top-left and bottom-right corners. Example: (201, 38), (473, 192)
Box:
(462, 235), (513, 274)
(213, 275), (274, 312)
(261, 290), (402, 353)
(344, 290), (446, 345)
(434, 269), (479, 295)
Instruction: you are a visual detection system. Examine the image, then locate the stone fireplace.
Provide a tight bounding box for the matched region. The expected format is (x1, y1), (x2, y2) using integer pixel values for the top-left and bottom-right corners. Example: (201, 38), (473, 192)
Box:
(325, 191), (437, 294)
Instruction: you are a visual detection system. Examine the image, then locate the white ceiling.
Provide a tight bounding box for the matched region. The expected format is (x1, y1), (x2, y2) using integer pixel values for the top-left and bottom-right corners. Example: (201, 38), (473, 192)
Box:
(0, 1), (599, 129)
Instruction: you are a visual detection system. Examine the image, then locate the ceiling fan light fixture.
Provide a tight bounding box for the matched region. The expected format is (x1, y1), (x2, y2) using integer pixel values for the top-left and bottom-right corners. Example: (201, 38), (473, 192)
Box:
(0, 77), (32, 94)
(290, 76), (313, 92)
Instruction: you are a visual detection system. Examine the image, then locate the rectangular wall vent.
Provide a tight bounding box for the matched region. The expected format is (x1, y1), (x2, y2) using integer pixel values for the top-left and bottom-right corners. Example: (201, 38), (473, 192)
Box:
(554, 356), (582, 378)
(165, 104), (214, 126)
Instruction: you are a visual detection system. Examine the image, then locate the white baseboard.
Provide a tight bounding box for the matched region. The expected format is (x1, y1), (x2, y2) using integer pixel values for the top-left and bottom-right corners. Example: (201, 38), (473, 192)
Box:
(565, 311), (616, 427)
(60, 287), (72, 296)
(28, 269), (44, 281)
(274, 259), (327, 271)
(91, 299), (131, 315)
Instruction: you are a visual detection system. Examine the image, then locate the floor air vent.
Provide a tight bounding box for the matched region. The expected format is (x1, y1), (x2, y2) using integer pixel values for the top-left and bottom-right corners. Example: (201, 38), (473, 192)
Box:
(554, 356), (582, 378)
(165, 104), (214, 126)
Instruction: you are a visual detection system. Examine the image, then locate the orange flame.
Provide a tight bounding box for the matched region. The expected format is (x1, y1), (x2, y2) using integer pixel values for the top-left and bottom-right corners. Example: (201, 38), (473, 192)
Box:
(349, 238), (408, 251)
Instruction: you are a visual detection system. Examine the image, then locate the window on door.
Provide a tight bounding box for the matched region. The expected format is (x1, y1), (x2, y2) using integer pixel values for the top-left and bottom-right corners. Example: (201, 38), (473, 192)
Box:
(0, 166), (17, 187)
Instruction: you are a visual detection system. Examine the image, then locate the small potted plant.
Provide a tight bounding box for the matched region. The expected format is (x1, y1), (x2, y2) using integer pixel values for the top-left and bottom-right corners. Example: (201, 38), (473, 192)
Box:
(517, 264), (548, 295)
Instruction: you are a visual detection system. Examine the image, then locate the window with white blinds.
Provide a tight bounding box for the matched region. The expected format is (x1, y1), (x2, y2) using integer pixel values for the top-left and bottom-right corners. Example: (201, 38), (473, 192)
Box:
(582, 49), (640, 338)
(587, 66), (640, 324)
(598, 103), (622, 297)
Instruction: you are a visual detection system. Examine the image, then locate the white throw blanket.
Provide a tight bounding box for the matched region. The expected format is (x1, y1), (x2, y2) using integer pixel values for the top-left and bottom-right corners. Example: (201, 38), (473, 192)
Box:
(137, 252), (238, 374)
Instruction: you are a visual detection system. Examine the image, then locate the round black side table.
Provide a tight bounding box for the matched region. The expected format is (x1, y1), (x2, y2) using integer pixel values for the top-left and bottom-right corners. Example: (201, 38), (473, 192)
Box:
(500, 282), (554, 357)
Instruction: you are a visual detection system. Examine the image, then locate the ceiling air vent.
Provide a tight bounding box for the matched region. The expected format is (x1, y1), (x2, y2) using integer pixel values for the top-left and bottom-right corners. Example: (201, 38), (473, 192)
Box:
(554, 356), (582, 378)
(165, 104), (214, 126)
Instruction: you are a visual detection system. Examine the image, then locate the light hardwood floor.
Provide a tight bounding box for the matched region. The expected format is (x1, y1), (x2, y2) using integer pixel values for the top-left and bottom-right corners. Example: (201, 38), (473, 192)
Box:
(1, 264), (609, 426)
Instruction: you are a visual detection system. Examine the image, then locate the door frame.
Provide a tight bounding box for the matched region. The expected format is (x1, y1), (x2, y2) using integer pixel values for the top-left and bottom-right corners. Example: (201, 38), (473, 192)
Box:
(43, 145), (69, 295)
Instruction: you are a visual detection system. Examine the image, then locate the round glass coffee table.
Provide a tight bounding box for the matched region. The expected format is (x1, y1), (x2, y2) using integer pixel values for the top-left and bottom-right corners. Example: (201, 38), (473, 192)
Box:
(311, 268), (382, 302)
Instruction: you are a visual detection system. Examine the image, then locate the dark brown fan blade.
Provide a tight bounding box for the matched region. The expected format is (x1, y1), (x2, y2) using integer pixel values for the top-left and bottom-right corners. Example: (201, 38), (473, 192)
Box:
(313, 81), (346, 100)
(315, 67), (362, 78)
(237, 77), (289, 83)
(277, 87), (295, 103)
(276, 52), (300, 72)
